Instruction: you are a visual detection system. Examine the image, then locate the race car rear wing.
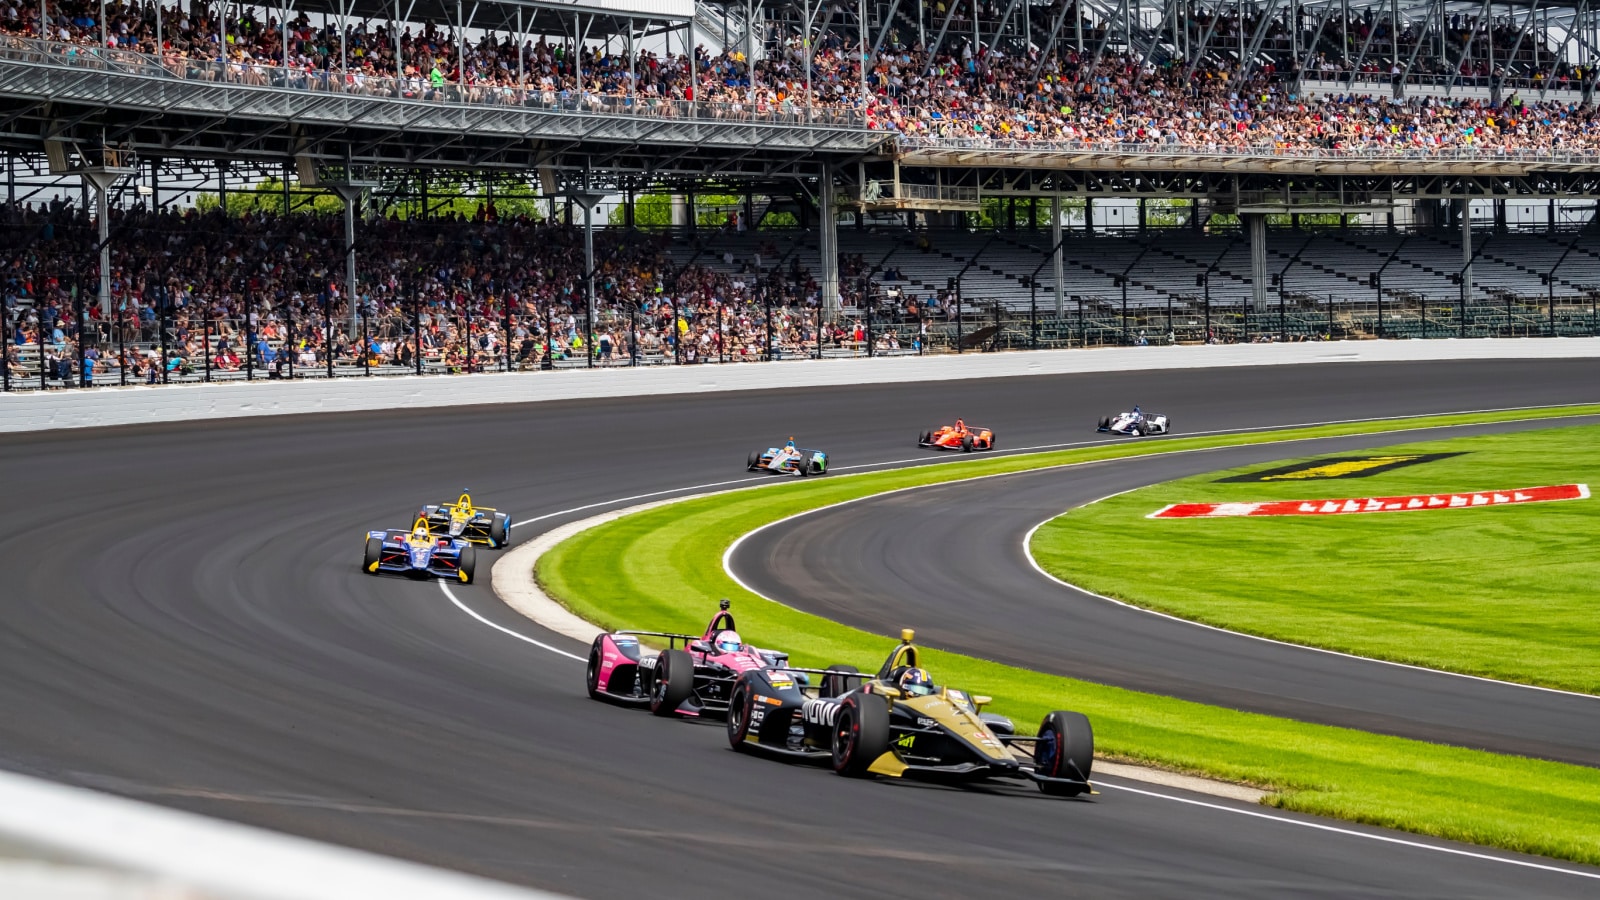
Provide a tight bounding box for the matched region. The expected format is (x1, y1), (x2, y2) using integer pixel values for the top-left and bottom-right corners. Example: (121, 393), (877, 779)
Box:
(615, 630), (701, 649)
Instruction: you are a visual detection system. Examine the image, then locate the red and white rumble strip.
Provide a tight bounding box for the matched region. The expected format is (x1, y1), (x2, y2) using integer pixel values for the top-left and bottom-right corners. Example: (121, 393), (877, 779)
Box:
(1149, 484), (1590, 519)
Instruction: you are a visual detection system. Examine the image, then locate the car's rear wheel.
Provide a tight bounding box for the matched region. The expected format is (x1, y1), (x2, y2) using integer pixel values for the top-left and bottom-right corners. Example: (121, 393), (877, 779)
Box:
(649, 649), (695, 717)
(489, 515), (510, 549)
(585, 641), (604, 699)
(1035, 710), (1095, 797)
(362, 536), (382, 574)
(832, 693), (891, 777)
(727, 680), (755, 750)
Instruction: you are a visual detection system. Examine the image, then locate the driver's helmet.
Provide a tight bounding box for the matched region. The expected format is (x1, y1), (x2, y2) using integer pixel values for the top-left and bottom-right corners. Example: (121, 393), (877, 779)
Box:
(785, 437), (796, 450)
(955, 418), (966, 432)
(1132, 406), (1141, 415)
(713, 630), (742, 654)
(898, 667), (935, 697)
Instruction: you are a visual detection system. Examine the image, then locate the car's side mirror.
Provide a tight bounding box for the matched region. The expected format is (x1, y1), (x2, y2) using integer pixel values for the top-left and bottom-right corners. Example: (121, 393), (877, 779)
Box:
(972, 695), (993, 710)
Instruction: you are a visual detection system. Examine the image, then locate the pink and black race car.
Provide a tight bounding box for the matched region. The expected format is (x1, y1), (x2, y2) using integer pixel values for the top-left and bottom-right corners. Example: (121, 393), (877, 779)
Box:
(584, 600), (797, 718)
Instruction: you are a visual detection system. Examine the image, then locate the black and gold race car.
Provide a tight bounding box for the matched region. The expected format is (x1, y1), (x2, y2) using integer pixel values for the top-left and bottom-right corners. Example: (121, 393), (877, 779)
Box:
(725, 630), (1094, 797)
(416, 492), (512, 549)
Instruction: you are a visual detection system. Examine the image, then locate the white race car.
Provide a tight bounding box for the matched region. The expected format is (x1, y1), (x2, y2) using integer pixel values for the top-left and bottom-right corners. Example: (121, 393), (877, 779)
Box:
(1097, 409), (1170, 437)
(746, 440), (829, 476)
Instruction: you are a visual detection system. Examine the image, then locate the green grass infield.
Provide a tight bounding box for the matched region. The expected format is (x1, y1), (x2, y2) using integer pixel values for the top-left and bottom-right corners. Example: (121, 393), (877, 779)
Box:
(1031, 424), (1600, 694)
(537, 404), (1600, 865)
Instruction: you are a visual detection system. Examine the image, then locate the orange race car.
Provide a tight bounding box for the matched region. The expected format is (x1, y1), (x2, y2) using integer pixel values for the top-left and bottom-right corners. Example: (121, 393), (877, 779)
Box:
(918, 419), (995, 452)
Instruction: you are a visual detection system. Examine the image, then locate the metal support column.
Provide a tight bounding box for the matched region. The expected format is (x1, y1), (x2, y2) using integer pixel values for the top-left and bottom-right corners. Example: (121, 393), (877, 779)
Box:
(1247, 213), (1268, 312)
(1461, 198), (1474, 305)
(1050, 195), (1064, 317)
(332, 183), (364, 337)
(819, 166), (839, 316)
(83, 170), (117, 318)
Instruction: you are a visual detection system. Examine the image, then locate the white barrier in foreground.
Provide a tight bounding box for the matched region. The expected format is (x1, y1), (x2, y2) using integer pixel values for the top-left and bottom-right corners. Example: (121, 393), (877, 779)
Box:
(5, 338), (1599, 433)
(0, 767), (562, 900)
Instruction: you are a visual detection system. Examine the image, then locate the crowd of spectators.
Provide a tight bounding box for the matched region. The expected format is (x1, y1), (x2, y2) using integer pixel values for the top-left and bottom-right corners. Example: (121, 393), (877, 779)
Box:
(1, 200), (934, 385)
(3, 0), (1600, 156)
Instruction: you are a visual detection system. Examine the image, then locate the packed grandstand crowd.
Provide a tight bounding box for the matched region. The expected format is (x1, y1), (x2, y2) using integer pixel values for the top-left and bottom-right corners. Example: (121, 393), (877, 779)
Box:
(4, 0), (1598, 155)
(1, 200), (930, 383)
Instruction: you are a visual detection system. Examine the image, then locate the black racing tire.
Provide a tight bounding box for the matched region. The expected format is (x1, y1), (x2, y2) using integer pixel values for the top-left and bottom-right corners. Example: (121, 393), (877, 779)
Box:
(1097, 416), (1109, 430)
(747, 451), (760, 471)
(457, 546), (477, 584)
(987, 436), (996, 451)
(820, 664), (859, 699)
(798, 459), (812, 477)
(489, 514), (510, 549)
(832, 693), (891, 777)
(918, 430), (930, 446)
(961, 434), (974, 453)
(585, 640), (604, 700)
(362, 536), (382, 574)
(649, 648), (695, 717)
(1035, 710), (1095, 797)
(727, 679), (755, 750)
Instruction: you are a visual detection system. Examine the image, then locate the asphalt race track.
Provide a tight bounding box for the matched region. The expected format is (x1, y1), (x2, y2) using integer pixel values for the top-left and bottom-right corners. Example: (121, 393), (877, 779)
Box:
(732, 417), (1600, 767)
(3, 359), (1599, 899)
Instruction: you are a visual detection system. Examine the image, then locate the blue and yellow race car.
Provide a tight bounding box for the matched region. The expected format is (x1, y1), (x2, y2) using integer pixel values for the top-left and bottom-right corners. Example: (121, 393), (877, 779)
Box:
(363, 517), (477, 584)
(416, 491), (512, 548)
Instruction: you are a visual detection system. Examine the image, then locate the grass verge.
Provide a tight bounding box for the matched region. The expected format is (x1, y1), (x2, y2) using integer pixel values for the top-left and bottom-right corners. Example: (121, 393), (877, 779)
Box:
(537, 404), (1600, 866)
(1031, 425), (1600, 693)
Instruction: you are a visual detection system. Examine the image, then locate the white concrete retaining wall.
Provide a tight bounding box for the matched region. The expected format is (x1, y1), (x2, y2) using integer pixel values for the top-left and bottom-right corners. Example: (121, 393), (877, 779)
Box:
(5, 339), (1599, 434)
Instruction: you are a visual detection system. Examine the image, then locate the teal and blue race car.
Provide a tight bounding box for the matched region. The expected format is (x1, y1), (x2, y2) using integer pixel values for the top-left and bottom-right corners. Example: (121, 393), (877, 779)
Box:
(747, 439), (828, 477)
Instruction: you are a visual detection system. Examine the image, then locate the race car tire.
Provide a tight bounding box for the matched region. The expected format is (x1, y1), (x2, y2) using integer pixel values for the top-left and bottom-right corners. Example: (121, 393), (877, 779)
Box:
(649, 649), (695, 717)
(458, 546), (477, 584)
(1097, 417), (1109, 430)
(362, 536), (382, 574)
(918, 431), (930, 446)
(726, 679), (756, 751)
(961, 434), (974, 453)
(987, 436), (996, 450)
(820, 664), (859, 700)
(489, 515), (510, 549)
(747, 451), (760, 471)
(798, 459), (812, 477)
(832, 693), (891, 777)
(585, 641), (604, 700)
(1035, 710), (1095, 797)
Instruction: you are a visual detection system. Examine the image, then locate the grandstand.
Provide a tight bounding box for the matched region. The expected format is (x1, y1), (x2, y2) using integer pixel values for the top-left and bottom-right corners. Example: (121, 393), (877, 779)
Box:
(2, 0), (1600, 390)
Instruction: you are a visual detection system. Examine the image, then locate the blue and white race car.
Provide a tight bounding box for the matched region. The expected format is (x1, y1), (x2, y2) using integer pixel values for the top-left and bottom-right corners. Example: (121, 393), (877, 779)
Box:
(747, 439), (829, 477)
(363, 517), (477, 583)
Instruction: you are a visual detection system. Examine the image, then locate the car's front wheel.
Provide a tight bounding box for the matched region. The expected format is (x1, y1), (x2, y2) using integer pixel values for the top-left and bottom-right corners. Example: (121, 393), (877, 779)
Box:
(362, 536), (382, 574)
(1035, 710), (1094, 797)
(649, 649), (695, 717)
(832, 694), (891, 777)
(727, 681), (755, 751)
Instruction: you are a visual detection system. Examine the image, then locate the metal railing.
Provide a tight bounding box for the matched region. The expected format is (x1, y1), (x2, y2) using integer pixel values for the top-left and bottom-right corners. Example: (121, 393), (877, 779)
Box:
(893, 134), (1600, 166)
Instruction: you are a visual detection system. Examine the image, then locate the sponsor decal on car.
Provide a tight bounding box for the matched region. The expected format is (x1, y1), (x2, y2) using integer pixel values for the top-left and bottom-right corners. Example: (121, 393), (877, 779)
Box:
(802, 698), (841, 727)
(1149, 483), (1589, 518)
(1216, 453), (1466, 483)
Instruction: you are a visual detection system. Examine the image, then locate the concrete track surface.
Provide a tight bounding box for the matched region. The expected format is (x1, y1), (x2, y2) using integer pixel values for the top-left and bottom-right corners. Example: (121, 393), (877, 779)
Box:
(2, 359), (1599, 899)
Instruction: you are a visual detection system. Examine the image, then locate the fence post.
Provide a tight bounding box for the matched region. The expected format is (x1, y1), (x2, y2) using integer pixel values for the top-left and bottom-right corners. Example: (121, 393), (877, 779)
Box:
(203, 301), (211, 383)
